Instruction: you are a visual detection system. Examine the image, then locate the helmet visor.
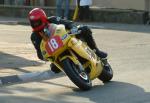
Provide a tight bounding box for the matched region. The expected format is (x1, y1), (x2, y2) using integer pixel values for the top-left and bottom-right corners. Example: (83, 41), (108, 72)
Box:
(30, 19), (42, 28)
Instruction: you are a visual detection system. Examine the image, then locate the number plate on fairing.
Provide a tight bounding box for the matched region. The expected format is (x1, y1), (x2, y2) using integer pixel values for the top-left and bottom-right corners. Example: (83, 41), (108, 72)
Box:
(45, 36), (64, 55)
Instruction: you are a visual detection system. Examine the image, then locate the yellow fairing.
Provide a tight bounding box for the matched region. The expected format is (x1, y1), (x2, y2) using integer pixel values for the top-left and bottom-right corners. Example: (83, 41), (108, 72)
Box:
(68, 37), (103, 80)
(40, 24), (70, 59)
(40, 24), (103, 80)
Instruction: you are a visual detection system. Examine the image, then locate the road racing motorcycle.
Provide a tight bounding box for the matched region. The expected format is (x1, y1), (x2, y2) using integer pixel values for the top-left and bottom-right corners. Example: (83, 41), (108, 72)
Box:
(40, 23), (113, 90)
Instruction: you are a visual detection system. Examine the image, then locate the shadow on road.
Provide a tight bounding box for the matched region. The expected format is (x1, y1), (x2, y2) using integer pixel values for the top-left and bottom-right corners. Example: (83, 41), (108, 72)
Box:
(62, 81), (150, 103)
(108, 25), (150, 34)
(0, 81), (149, 103)
(91, 23), (150, 34)
(0, 52), (43, 73)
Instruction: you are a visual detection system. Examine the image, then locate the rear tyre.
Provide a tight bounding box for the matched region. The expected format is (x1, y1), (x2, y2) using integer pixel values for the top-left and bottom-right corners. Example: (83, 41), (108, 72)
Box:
(98, 63), (113, 83)
(62, 58), (92, 90)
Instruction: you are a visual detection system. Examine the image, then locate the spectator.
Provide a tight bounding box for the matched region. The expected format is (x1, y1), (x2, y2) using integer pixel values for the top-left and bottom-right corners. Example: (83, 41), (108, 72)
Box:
(72, 0), (80, 21)
(4, 0), (16, 5)
(79, 0), (92, 21)
(56, 0), (70, 19)
(24, 0), (30, 6)
(16, 0), (24, 5)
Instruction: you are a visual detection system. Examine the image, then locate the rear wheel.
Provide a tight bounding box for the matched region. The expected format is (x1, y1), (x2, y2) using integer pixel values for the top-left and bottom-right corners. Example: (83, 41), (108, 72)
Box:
(98, 63), (113, 83)
(62, 58), (92, 90)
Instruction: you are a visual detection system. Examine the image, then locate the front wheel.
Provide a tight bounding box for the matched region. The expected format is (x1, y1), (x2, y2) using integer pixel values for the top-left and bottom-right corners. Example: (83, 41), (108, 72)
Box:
(98, 63), (113, 83)
(62, 58), (92, 90)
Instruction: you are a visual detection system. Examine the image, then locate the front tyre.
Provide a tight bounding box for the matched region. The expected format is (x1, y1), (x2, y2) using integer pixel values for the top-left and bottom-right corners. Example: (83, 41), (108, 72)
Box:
(62, 58), (92, 90)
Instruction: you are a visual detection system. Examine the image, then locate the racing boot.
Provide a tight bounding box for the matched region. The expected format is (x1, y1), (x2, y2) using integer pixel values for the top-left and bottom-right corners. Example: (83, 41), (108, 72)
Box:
(95, 48), (108, 59)
(94, 47), (109, 67)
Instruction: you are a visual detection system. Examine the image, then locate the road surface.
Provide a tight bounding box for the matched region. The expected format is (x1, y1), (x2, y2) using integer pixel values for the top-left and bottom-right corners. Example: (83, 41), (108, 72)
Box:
(0, 24), (150, 103)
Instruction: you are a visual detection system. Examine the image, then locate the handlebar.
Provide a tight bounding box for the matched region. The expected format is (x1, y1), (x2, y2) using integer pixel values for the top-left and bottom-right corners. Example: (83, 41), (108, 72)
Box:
(69, 30), (81, 36)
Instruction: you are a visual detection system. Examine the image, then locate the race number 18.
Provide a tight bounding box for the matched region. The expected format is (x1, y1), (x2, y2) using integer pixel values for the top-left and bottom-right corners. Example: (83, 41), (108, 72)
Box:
(48, 38), (59, 52)
(46, 36), (63, 55)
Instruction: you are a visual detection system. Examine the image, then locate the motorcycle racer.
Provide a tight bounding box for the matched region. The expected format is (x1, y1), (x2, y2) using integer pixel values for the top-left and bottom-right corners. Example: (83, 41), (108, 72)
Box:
(28, 8), (108, 72)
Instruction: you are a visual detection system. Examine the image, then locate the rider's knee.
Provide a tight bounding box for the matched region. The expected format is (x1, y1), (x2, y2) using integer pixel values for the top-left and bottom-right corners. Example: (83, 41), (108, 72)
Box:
(78, 26), (92, 36)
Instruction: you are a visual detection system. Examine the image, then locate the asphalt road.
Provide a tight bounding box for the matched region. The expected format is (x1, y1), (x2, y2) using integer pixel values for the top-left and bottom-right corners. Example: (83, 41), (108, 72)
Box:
(0, 24), (150, 103)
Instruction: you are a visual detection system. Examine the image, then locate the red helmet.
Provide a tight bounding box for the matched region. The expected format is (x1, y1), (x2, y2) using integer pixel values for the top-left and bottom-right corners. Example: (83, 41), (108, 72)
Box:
(28, 8), (48, 32)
